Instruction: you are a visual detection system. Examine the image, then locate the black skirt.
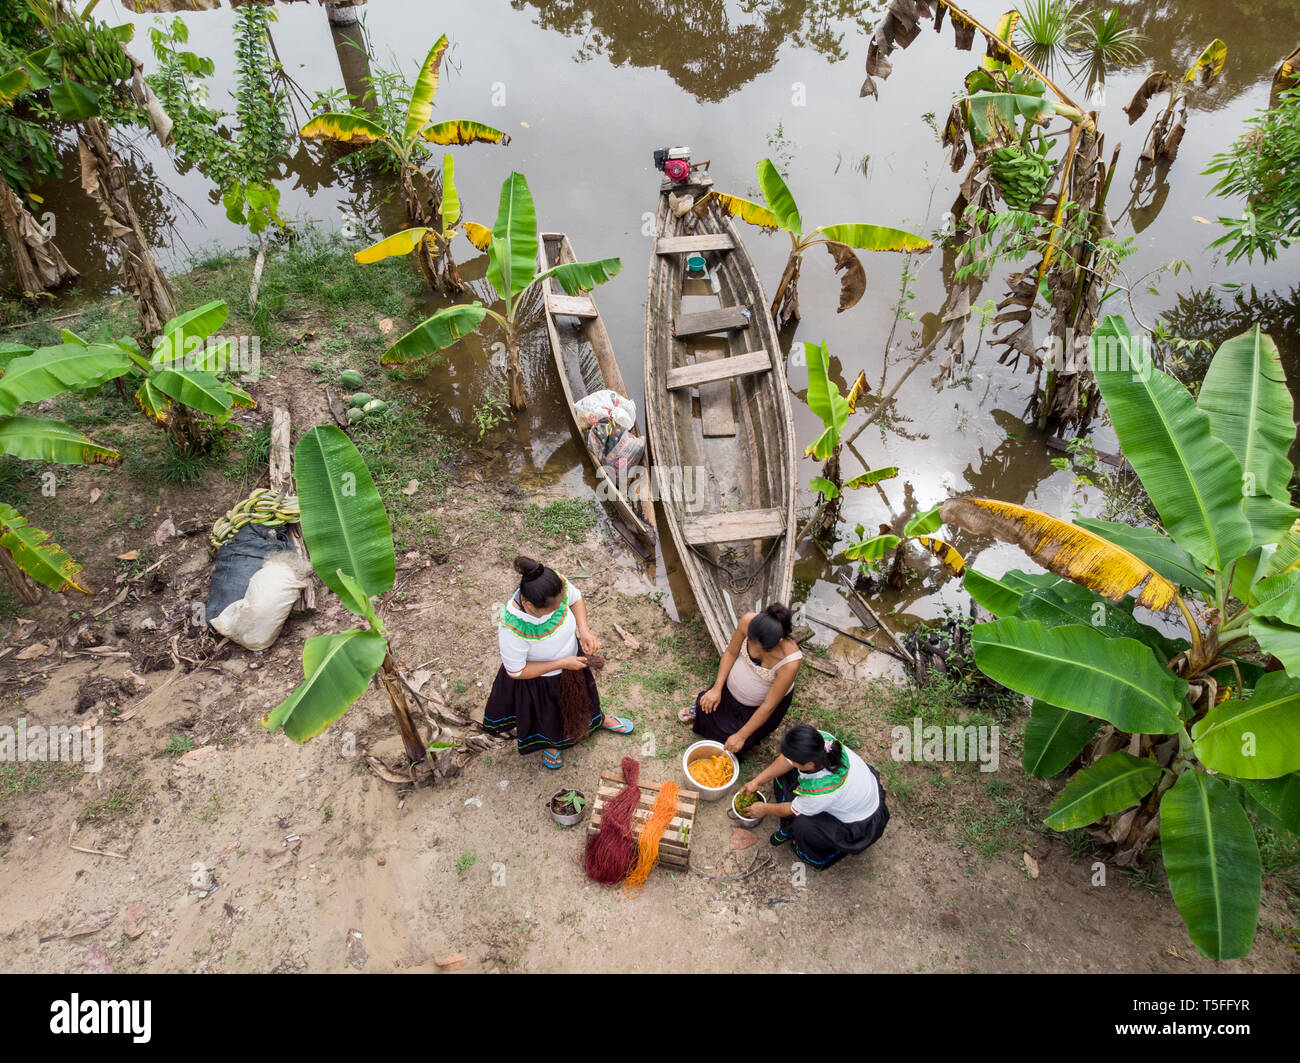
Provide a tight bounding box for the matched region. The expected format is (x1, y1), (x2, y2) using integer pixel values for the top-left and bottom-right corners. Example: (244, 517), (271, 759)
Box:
(773, 766), (890, 870)
(482, 665), (603, 755)
(691, 681), (793, 756)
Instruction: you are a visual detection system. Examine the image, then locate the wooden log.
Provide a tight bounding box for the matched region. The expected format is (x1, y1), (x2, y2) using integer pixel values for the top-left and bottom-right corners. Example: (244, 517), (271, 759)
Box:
(674, 306), (750, 337)
(682, 508), (786, 545)
(269, 406), (316, 613)
(666, 349), (771, 390)
(656, 233), (735, 254)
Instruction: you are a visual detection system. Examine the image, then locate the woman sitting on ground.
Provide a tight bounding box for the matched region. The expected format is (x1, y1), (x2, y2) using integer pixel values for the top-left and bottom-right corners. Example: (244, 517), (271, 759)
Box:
(680, 603), (802, 755)
(483, 556), (633, 769)
(738, 724), (890, 871)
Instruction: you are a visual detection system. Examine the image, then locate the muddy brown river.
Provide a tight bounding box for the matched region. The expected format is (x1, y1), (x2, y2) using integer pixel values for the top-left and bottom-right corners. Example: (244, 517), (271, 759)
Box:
(11, 0), (1300, 640)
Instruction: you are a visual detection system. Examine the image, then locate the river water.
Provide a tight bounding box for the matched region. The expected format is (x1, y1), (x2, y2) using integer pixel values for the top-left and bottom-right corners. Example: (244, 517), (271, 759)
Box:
(13, 0), (1300, 647)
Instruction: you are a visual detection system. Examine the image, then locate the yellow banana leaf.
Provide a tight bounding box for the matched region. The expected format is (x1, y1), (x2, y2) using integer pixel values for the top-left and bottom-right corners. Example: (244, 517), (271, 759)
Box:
(404, 35), (449, 141)
(1184, 39), (1227, 87)
(701, 190), (780, 231)
(918, 536), (966, 574)
(941, 497), (1179, 611)
(354, 228), (431, 264)
(846, 370), (869, 412)
(422, 120), (511, 146)
(299, 112), (388, 145)
(463, 222), (493, 252)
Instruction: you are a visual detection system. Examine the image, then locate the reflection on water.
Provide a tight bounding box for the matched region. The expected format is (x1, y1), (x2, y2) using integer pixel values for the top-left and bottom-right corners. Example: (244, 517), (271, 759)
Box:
(509, 0), (884, 101)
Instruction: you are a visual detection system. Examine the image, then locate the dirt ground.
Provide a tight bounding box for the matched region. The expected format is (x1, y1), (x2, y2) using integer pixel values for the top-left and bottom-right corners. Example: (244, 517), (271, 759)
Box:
(0, 266), (1295, 974)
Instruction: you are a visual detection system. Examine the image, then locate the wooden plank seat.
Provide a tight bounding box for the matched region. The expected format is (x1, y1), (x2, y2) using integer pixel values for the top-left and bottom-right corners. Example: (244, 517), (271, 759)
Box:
(666, 349), (771, 391)
(682, 507), (787, 545)
(656, 233), (735, 254)
(674, 306), (750, 337)
(546, 292), (598, 318)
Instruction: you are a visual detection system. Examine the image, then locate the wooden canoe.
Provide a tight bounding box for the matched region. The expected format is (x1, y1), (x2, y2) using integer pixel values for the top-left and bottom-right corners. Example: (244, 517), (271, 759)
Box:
(643, 166), (797, 655)
(539, 232), (657, 548)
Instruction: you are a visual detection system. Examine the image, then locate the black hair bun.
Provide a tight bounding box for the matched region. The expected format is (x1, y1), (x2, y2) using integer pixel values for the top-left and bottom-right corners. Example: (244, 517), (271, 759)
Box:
(513, 555), (546, 581)
(765, 602), (793, 636)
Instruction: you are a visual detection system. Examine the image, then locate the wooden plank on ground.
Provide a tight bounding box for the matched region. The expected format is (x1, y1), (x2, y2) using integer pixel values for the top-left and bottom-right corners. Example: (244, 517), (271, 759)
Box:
(695, 350), (735, 436)
(674, 306), (749, 337)
(682, 508), (786, 545)
(656, 233), (735, 255)
(666, 349), (771, 391)
(546, 293), (597, 318)
(269, 406), (315, 613)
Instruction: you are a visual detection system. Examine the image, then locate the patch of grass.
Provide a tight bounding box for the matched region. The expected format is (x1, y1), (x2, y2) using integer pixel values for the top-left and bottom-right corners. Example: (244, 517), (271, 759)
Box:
(80, 766), (149, 823)
(959, 778), (1031, 858)
(456, 851), (477, 874)
(225, 421), (272, 486)
(161, 441), (214, 485)
(0, 760), (81, 800)
(523, 498), (598, 544)
(164, 735), (196, 757)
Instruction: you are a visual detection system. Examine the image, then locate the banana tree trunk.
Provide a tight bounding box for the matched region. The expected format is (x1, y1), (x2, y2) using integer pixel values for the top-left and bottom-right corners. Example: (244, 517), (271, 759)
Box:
(770, 249), (802, 329)
(0, 547), (41, 606)
(506, 324), (526, 410)
(0, 182), (79, 297)
(76, 117), (176, 333)
(379, 651), (433, 770)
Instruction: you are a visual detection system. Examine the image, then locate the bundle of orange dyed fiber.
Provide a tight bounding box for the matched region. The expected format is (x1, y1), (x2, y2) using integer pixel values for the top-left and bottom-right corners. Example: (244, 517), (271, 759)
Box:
(623, 779), (680, 896)
(583, 756), (640, 884)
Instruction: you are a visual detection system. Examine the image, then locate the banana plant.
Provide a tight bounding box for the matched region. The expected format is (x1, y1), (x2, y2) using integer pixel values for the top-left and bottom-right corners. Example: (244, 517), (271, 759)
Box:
(801, 339), (897, 538)
(265, 426), (481, 783)
(51, 300), (253, 454)
(351, 153), (492, 294)
(300, 34), (509, 294)
(700, 158), (932, 328)
(937, 317), (1300, 960)
(1123, 38), (1227, 164)
(379, 171), (621, 410)
(841, 503), (965, 589)
(0, 502), (89, 605)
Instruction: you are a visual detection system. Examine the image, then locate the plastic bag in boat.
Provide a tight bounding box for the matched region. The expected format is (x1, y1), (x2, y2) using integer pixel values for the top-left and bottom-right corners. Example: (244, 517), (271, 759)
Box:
(573, 389), (636, 431)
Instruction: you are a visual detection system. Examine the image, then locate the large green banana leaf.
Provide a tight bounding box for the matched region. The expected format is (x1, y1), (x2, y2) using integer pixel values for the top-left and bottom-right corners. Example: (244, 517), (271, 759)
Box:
(1022, 700), (1100, 778)
(1263, 519), (1300, 577)
(0, 502), (90, 594)
(1016, 581), (1185, 660)
(842, 534), (900, 562)
(1161, 769), (1260, 960)
(1091, 316), (1252, 572)
(532, 257), (622, 297)
(354, 227), (432, 265)
(817, 223), (932, 252)
(1193, 670), (1300, 779)
(1235, 774), (1300, 834)
(299, 112), (388, 145)
(972, 618), (1187, 734)
(268, 628), (388, 742)
(150, 368), (233, 417)
(487, 172), (538, 307)
(961, 568), (1029, 616)
(404, 36), (448, 141)
(903, 504), (943, 538)
(0, 343), (34, 372)
(381, 304), (488, 365)
(0, 415), (120, 465)
(803, 339), (849, 460)
(1249, 617), (1300, 678)
(756, 159), (801, 233)
(1074, 517), (1214, 595)
(161, 299), (228, 343)
(293, 426), (395, 600)
(1197, 327), (1298, 547)
(1044, 751), (1161, 830)
(1250, 570), (1300, 625)
(0, 343), (134, 415)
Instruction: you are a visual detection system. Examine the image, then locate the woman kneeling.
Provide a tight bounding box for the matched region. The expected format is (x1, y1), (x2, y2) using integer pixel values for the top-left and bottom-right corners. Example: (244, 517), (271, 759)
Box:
(483, 556), (634, 770)
(739, 724), (889, 870)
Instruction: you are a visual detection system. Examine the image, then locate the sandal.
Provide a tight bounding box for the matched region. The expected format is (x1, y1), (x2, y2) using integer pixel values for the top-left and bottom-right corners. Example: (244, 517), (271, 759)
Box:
(678, 705), (696, 723)
(602, 716), (635, 735)
(541, 749), (563, 770)
(770, 829), (792, 848)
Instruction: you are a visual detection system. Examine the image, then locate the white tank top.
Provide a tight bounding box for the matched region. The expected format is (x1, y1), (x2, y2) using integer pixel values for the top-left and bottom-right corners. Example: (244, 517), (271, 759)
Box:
(725, 647), (802, 706)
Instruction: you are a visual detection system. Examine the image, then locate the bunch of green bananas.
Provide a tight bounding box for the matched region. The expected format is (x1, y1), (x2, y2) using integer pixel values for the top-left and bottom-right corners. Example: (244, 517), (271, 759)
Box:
(50, 19), (132, 87)
(989, 139), (1055, 211)
(210, 488), (301, 550)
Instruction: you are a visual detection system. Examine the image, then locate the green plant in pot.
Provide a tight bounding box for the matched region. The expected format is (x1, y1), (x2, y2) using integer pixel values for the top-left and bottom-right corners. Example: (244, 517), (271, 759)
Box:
(550, 788), (586, 826)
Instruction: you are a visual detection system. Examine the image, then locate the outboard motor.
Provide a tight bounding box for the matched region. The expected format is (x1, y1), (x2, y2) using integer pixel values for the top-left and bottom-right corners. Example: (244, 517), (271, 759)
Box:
(654, 146), (692, 182)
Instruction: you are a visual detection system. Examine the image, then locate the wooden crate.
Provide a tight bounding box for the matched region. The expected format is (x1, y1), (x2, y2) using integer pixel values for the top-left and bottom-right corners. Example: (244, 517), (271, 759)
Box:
(586, 771), (698, 870)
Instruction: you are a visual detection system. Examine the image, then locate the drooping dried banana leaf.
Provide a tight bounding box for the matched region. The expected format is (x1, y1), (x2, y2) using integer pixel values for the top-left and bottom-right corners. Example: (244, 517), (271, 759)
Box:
(1122, 71), (1173, 124)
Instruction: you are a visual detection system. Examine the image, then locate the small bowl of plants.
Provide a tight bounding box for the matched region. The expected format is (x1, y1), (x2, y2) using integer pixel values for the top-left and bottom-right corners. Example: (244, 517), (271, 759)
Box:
(549, 788), (587, 827)
(730, 789), (766, 828)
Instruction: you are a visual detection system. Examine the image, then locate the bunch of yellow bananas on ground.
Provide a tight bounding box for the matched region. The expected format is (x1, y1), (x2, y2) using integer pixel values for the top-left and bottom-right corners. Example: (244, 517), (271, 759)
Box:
(210, 488), (300, 550)
(989, 140), (1054, 211)
(50, 19), (133, 86)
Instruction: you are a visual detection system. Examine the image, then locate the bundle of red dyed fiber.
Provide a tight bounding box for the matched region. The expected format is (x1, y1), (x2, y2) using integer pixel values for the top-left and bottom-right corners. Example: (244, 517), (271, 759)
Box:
(583, 756), (640, 884)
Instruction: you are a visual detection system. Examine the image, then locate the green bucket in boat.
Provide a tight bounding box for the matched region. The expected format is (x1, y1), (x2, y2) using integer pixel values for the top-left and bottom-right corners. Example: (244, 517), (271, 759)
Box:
(686, 254), (706, 275)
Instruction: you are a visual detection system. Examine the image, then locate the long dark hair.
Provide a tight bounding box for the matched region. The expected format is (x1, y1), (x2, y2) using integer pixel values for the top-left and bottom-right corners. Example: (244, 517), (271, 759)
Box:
(513, 555), (563, 608)
(781, 723), (844, 771)
(748, 602), (793, 650)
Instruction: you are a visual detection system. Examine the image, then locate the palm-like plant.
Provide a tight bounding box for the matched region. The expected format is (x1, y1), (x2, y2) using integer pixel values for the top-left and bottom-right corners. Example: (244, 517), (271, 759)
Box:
(703, 158), (931, 328)
(300, 34), (510, 294)
(376, 171), (620, 410)
(1071, 8), (1144, 103)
